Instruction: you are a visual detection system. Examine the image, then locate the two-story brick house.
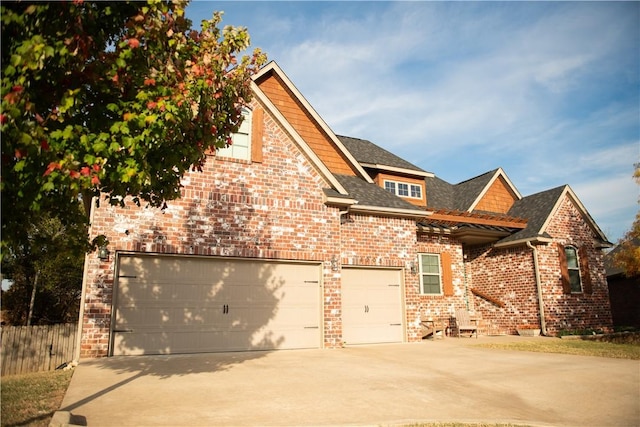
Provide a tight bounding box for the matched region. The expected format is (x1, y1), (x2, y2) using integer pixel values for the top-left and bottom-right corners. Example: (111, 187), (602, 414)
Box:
(79, 62), (612, 357)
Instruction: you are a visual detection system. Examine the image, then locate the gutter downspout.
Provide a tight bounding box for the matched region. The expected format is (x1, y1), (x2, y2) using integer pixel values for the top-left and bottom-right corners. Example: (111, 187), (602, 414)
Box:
(526, 241), (548, 336)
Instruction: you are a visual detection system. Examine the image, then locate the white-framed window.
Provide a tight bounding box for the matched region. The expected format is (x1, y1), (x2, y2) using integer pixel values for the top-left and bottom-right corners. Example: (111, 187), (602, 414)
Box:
(419, 253), (442, 294)
(383, 180), (422, 199)
(217, 109), (251, 161)
(384, 181), (396, 194)
(564, 246), (582, 293)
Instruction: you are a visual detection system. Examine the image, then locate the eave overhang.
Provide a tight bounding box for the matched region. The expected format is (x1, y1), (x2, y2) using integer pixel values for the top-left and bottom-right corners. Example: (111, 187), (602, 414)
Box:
(360, 162), (434, 178)
(452, 227), (514, 246)
(417, 222), (518, 245)
(493, 236), (554, 249)
(323, 195), (358, 207)
(595, 240), (615, 249)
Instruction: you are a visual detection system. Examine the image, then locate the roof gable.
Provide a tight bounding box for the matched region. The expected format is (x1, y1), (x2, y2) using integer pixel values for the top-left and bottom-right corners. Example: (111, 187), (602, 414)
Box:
(496, 185), (564, 245)
(453, 170), (497, 211)
(427, 168), (521, 213)
(463, 168), (522, 212)
(473, 173), (521, 214)
(496, 185), (611, 247)
(250, 81), (350, 196)
(253, 62), (372, 182)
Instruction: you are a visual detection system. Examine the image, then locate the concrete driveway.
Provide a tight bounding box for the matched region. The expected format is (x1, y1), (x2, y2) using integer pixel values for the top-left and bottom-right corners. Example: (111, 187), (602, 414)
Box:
(59, 336), (639, 426)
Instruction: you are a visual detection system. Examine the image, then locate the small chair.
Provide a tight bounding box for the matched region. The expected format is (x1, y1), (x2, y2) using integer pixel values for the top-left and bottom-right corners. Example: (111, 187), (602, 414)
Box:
(454, 308), (478, 338)
(420, 316), (446, 339)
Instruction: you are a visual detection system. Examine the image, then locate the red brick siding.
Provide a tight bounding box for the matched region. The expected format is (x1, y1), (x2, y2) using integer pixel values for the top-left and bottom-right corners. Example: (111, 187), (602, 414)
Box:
(467, 245), (539, 335)
(339, 214), (420, 340)
(539, 196), (612, 334)
(82, 100), (343, 357)
(414, 234), (467, 336)
(469, 194), (612, 335)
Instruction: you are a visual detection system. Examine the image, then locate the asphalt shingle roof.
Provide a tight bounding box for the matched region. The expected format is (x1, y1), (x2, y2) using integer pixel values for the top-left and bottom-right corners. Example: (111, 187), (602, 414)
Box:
(452, 169), (498, 211)
(337, 136), (429, 174)
(604, 244), (625, 277)
(424, 176), (454, 210)
(425, 169), (500, 212)
(496, 185), (566, 244)
(336, 135), (601, 247)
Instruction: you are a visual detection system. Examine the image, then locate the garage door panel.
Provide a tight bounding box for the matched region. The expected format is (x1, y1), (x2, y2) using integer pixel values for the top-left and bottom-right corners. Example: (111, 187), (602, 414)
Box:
(115, 306), (226, 330)
(113, 255), (321, 356)
(113, 330), (234, 356)
(342, 268), (403, 345)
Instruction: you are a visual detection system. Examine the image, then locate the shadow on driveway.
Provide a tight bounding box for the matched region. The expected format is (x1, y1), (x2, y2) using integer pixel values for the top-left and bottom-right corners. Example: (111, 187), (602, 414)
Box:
(60, 338), (640, 426)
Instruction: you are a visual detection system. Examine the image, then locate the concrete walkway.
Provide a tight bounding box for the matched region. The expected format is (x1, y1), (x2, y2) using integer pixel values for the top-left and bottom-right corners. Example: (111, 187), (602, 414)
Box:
(59, 336), (640, 426)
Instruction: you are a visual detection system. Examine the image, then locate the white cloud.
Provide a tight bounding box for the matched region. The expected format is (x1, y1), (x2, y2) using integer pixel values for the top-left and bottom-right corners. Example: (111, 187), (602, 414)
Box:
(573, 172), (638, 242)
(187, 1), (639, 242)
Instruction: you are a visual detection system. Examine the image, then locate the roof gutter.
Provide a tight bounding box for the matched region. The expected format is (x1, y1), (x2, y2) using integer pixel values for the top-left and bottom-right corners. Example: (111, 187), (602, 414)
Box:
(324, 195), (358, 207)
(493, 235), (553, 249)
(526, 240), (548, 336)
(595, 240), (615, 249)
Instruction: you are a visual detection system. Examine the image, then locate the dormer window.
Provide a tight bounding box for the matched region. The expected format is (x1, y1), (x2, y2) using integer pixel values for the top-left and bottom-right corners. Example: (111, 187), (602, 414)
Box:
(384, 180), (422, 200)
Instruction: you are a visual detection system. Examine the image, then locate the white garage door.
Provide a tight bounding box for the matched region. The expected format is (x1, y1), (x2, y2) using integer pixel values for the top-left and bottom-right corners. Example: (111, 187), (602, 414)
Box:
(341, 268), (404, 345)
(111, 255), (321, 355)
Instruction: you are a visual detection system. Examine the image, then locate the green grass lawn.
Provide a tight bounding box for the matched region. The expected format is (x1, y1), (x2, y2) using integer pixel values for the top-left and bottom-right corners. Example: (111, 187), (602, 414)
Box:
(1, 369), (73, 427)
(474, 338), (640, 359)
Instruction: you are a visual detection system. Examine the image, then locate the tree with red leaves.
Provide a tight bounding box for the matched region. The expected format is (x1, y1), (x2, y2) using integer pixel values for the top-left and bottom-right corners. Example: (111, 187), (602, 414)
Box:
(1, 1), (266, 254)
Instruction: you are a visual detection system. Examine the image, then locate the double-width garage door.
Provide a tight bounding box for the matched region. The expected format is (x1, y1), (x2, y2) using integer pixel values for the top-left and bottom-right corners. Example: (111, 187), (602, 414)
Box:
(111, 255), (321, 356)
(341, 268), (404, 345)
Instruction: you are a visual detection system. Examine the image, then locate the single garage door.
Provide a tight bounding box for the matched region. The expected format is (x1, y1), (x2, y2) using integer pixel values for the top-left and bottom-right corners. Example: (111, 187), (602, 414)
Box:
(112, 255), (321, 355)
(341, 267), (404, 345)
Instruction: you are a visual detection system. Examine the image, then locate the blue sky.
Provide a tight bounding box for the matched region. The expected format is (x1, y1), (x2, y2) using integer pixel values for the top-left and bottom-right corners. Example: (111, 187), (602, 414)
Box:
(187, 1), (639, 244)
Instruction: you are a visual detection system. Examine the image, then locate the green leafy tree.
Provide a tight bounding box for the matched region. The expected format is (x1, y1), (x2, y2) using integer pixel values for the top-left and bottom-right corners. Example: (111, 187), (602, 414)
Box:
(613, 164), (640, 277)
(1, 211), (86, 325)
(1, 1), (267, 255)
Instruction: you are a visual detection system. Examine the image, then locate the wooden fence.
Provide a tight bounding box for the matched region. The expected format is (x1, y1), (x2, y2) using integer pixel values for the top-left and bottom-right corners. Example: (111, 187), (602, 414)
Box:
(1, 323), (77, 376)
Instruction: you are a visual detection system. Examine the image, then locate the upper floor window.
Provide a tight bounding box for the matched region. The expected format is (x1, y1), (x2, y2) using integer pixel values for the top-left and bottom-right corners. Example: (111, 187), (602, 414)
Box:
(384, 180), (422, 199)
(419, 253), (442, 294)
(217, 109), (251, 161)
(564, 246), (582, 293)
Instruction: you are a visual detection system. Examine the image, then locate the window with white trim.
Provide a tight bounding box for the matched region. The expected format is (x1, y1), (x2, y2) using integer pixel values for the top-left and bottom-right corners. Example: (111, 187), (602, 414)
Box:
(564, 246), (582, 293)
(217, 109), (251, 160)
(384, 181), (396, 194)
(419, 253), (442, 294)
(383, 180), (422, 199)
